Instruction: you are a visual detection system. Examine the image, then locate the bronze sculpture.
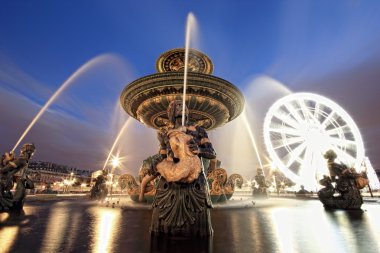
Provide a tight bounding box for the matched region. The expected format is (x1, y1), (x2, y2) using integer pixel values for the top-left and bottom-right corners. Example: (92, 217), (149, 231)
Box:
(223, 173), (244, 200)
(207, 168), (227, 203)
(140, 100), (216, 237)
(317, 150), (367, 209)
(295, 185), (312, 198)
(120, 48), (244, 237)
(118, 162), (157, 203)
(0, 143), (35, 212)
(206, 168), (243, 202)
(252, 168), (269, 198)
(89, 169), (109, 201)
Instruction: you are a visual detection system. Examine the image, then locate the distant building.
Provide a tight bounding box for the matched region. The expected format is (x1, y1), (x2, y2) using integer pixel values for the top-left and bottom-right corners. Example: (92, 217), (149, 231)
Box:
(91, 169), (121, 186)
(28, 161), (92, 186)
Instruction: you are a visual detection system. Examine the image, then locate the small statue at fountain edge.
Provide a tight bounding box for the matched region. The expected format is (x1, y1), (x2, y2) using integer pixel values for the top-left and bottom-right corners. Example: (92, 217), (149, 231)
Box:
(0, 143), (35, 212)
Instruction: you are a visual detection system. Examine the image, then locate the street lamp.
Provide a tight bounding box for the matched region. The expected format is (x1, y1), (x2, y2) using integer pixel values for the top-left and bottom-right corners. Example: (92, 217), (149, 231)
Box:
(68, 172), (75, 193)
(110, 156), (121, 200)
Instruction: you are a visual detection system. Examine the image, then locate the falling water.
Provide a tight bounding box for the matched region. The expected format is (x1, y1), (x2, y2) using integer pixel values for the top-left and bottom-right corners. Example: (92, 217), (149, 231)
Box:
(12, 55), (115, 152)
(242, 75), (292, 176)
(242, 110), (264, 169)
(182, 12), (196, 126)
(102, 117), (133, 170)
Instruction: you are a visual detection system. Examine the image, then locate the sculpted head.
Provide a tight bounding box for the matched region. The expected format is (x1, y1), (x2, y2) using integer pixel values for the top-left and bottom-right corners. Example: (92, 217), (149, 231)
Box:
(20, 143), (36, 159)
(167, 100), (189, 124)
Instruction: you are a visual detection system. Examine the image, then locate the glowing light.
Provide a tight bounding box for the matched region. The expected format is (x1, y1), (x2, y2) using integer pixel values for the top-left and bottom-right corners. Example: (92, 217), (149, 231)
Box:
(111, 156), (120, 168)
(264, 92), (364, 190)
(102, 118), (132, 170)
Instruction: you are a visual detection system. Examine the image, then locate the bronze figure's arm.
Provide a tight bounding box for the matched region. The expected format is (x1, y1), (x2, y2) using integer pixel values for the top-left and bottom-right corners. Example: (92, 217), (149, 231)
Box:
(139, 174), (157, 202)
(196, 126), (216, 159)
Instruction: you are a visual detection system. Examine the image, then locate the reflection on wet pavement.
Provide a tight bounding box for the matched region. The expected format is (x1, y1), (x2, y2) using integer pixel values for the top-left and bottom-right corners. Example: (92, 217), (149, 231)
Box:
(0, 198), (379, 253)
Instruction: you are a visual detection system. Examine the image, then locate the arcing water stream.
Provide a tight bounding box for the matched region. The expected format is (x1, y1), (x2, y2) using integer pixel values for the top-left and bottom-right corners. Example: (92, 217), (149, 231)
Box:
(12, 55), (117, 152)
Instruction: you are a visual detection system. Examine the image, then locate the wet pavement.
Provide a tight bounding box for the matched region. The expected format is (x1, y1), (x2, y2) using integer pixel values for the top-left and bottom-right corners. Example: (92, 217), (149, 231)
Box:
(1, 197), (379, 253)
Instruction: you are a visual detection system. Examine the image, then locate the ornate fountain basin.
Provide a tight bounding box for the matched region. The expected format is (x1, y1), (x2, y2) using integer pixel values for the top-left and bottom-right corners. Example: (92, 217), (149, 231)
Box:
(120, 48), (244, 130)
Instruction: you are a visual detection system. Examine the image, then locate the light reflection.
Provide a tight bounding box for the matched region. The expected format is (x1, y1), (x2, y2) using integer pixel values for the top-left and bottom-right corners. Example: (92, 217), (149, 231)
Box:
(229, 210), (241, 249)
(364, 205), (380, 251)
(0, 212), (10, 222)
(41, 202), (69, 252)
(250, 214), (262, 249)
(270, 203), (348, 253)
(90, 207), (121, 253)
(303, 208), (345, 252)
(333, 211), (357, 250)
(0, 226), (19, 253)
(270, 208), (297, 253)
(324, 209), (380, 253)
(66, 212), (81, 251)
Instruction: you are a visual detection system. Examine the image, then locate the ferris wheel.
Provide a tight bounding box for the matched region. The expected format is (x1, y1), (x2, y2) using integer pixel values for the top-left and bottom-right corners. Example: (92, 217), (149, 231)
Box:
(263, 92), (365, 189)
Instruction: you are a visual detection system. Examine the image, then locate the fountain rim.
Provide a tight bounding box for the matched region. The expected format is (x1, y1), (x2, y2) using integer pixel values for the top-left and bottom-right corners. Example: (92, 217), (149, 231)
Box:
(120, 71), (245, 130)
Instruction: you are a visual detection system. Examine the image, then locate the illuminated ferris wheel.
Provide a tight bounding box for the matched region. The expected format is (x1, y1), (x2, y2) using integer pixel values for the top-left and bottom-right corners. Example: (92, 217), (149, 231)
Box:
(263, 93), (365, 189)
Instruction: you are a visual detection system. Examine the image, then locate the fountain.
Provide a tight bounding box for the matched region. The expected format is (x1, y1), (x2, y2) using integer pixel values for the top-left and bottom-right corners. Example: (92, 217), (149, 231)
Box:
(120, 48), (244, 130)
(119, 47), (246, 200)
(119, 46), (246, 236)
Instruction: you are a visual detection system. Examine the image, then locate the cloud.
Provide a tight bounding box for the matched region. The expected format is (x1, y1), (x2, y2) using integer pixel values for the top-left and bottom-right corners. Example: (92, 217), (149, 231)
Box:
(293, 53), (380, 171)
(0, 52), (52, 102)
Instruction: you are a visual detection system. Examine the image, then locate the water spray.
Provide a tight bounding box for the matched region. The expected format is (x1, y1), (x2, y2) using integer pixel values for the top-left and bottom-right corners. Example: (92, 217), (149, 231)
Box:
(242, 111), (264, 169)
(12, 55), (111, 152)
(182, 12), (194, 126)
(102, 118), (132, 170)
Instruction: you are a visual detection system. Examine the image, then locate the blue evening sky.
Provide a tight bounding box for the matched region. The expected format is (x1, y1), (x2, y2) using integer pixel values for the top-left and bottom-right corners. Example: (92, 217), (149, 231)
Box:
(1, 1), (380, 172)
(2, 1), (379, 89)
